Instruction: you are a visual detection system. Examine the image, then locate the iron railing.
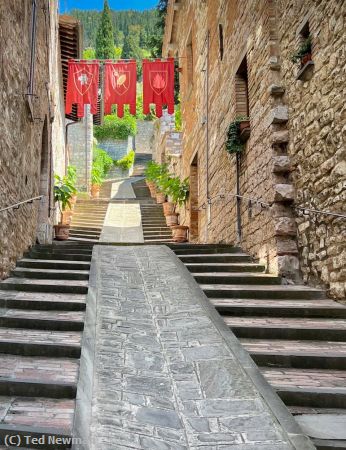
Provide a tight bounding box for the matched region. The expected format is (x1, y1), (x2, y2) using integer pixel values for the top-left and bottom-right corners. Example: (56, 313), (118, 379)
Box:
(0, 196), (43, 213)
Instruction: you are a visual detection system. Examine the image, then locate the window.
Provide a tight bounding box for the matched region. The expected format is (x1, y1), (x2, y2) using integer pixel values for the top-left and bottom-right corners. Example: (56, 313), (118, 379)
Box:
(219, 24), (224, 61)
(235, 56), (249, 117)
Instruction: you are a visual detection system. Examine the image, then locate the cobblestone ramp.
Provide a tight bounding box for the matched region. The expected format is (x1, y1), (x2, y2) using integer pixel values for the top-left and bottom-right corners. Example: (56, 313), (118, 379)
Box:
(73, 245), (313, 450)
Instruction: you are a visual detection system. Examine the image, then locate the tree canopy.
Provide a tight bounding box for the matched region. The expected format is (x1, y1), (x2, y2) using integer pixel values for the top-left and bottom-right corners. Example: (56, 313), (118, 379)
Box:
(95, 0), (116, 59)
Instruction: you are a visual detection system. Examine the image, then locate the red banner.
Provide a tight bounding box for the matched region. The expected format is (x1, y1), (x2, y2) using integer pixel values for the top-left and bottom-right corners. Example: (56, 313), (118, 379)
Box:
(104, 60), (137, 118)
(65, 61), (99, 117)
(142, 58), (175, 118)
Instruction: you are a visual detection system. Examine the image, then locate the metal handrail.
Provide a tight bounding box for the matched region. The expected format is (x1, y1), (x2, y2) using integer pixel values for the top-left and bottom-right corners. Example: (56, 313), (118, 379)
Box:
(197, 193), (346, 219)
(0, 196), (43, 213)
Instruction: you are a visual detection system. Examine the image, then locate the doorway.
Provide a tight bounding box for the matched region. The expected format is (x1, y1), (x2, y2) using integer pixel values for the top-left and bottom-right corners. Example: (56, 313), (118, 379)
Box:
(189, 153), (199, 241)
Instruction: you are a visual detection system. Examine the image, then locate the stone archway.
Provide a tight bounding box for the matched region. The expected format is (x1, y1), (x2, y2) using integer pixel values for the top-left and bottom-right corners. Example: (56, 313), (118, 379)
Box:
(36, 116), (53, 244)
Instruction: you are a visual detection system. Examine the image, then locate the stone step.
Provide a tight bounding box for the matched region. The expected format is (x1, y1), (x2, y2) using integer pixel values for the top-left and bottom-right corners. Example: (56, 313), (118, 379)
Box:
(185, 263), (265, 273)
(193, 272), (281, 285)
(241, 339), (346, 370)
(17, 259), (91, 271)
(174, 247), (242, 255)
(69, 225), (102, 232)
(179, 254), (252, 263)
(211, 298), (346, 318)
(0, 309), (84, 331)
(71, 220), (105, 226)
(69, 228), (101, 236)
(0, 292), (86, 311)
(313, 438), (346, 449)
(29, 248), (93, 256)
(12, 268), (89, 281)
(0, 355), (78, 398)
(277, 387), (346, 409)
(225, 316), (346, 341)
(201, 284), (324, 299)
(261, 367), (346, 390)
(0, 278), (88, 294)
(143, 231), (172, 237)
(27, 253), (92, 262)
(168, 243), (237, 250)
(69, 232), (100, 240)
(144, 238), (174, 243)
(68, 237), (99, 243)
(0, 396), (74, 448)
(0, 328), (81, 357)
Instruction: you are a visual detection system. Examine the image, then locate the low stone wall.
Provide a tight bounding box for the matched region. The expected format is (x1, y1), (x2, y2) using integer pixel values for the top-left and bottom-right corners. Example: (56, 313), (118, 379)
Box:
(98, 137), (134, 180)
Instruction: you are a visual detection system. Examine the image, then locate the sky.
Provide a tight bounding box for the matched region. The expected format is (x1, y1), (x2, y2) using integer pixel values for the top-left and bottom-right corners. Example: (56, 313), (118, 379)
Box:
(59, 0), (158, 12)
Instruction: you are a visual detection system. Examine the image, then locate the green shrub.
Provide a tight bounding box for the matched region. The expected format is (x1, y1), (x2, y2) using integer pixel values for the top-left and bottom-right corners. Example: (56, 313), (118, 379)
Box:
(94, 114), (137, 141)
(226, 116), (249, 154)
(91, 146), (114, 185)
(54, 174), (74, 212)
(144, 161), (169, 183)
(175, 102), (182, 131)
(114, 150), (135, 172)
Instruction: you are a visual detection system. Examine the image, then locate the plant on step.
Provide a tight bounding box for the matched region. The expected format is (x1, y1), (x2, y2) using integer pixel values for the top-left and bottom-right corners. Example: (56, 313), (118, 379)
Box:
(226, 116), (249, 154)
(114, 150), (135, 172)
(91, 162), (104, 187)
(165, 176), (190, 211)
(291, 35), (312, 65)
(93, 146), (114, 177)
(144, 161), (169, 184)
(66, 165), (77, 188)
(54, 174), (74, 227)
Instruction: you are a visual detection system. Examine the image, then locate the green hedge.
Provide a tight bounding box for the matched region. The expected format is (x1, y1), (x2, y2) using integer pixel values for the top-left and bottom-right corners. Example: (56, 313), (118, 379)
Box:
(94, 113), (137, 141)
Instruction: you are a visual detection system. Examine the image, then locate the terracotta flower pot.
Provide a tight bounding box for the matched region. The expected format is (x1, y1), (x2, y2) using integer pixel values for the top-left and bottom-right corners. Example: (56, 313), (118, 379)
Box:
(149, 185), (157, 198)
(70, 194), (77, 205)
(156, 192), (166, 204)
(171, 225), (189, 242)
(163, 202), (175, 216)
(54, 224), (70, 241)
(91, 184), (100, 199)
(301, 53), (312, 66)
(61, 210), (73, 225)
(146, 180), (155, 189)
(239, 120), (250, 132)
(166, 212), (179, 227)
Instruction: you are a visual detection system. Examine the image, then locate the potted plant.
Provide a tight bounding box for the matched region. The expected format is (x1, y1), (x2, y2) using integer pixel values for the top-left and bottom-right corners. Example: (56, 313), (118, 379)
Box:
(54, 174), (74, 240)
(226, 116), (249, 154)
(91, 162), (104, 199)
(165, 177), (190, 242)
(66, 165), (78, 207)
(144, 162), (169, 199)
(291, 35), (312, 67)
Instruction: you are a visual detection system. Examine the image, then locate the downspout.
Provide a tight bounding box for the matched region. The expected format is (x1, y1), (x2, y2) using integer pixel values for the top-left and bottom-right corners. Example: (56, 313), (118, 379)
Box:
(85, 109), (89, 193)
(236, 152), (242, 242)
(28, 0), (37, 96)
(206, 30), (211, 241)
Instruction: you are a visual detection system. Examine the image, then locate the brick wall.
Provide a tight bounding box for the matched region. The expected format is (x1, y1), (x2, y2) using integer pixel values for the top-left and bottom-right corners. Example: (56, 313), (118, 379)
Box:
(0, 0), (65, 278)
(162, 0), (345, 298)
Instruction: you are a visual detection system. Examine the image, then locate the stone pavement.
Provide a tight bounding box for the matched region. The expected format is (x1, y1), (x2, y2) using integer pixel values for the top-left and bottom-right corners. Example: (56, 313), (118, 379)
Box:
(73, 245), (313, 450)
(99, 178), (144, 243)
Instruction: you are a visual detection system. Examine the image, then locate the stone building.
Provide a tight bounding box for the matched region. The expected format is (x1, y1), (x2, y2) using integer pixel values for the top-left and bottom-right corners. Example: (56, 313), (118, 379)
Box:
(161, 0), (346, 299)
(0, 0), (67, 278)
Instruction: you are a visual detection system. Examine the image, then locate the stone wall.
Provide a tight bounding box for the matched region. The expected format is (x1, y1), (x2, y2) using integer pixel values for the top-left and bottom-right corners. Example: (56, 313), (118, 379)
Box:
(0, 0), (65, 278)
(67, 106), (93, 191)
(98, 136), (135, 179)
(278, 0), (346, 299)
(162, 0), (346, 298)
(135, 120), (155, 154)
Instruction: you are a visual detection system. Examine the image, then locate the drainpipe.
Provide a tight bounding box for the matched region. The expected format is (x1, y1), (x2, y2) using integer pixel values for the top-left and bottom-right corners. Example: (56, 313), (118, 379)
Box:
(206, 31), (211, 241)
(85, 109), (89, 193)
(236, 152), (242, 242)
(28, 0), (37, 96)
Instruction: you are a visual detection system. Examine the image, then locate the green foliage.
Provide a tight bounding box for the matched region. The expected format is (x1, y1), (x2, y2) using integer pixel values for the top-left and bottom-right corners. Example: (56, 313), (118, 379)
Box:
(114, 150), (135, 172)
(148, 0), (168, 58)
(93, 147), (114, 174)
(136, 91), (155, 121)
(70, 8), (158, 54)
(114, 46), (122, 58)
(54, 174), (74, 213)
(94, 114), (137, 141)
(83, 47), (96, 60)
(226, 116), (249, 154)
(91, 146), (114, 186)
(175, 102), (182, 131)
(144, 161), (168, 183)
(95, 0), (116, 59)
(122, 25), (144, 76)
(291, 36), (312, 64)
(163, 176), (189, 207)
(66, 165), (77, 193)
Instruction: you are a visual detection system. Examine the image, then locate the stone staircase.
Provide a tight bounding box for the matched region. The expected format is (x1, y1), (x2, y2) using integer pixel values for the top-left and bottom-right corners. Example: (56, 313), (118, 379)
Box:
(0, 241), (93, 448)
(131, 179), (173, 244)
(69, 199), (108, 243)
(131, 152), (152, 177)
(170, 243), (346, 450)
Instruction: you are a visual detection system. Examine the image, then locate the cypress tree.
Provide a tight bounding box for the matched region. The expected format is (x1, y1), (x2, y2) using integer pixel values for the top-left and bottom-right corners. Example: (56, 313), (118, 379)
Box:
(95, 0), (116, 59)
